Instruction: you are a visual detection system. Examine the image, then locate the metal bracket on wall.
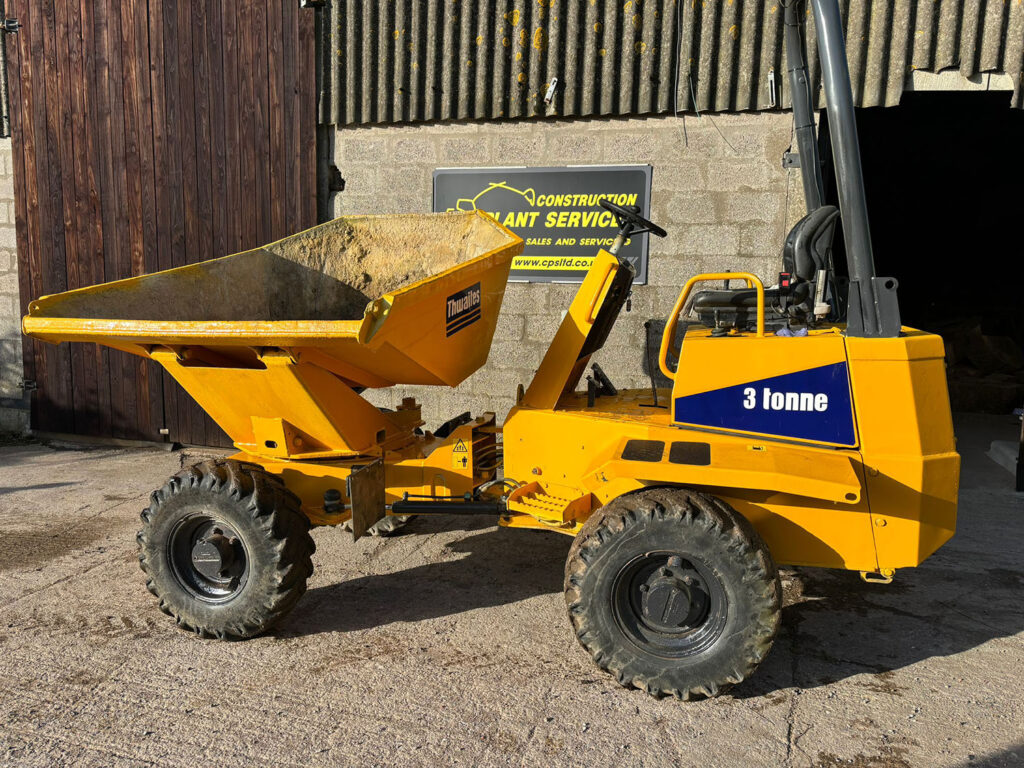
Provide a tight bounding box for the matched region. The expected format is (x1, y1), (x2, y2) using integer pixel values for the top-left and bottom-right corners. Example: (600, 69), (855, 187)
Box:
(782, 151), (802, 169)
(544, 77), (559, 105)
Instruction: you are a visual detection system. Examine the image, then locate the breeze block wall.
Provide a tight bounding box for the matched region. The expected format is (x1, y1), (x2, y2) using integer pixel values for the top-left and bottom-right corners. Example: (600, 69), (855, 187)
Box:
(0, 137), (27, 434)
(331, 113), (807, 427)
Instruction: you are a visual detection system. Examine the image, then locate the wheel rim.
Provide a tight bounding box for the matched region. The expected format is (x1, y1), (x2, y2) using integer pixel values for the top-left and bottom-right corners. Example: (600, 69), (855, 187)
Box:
(168, 514), (249, 603)
(611, 551), (727, 658)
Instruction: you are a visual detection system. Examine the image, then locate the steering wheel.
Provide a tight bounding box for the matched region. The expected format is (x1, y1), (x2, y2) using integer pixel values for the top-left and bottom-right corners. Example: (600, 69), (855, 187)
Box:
(599, 199), (668, 238)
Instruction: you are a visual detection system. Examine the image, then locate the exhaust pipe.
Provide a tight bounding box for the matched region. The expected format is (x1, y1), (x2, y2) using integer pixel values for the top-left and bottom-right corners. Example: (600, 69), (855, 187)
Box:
(809, 0), (901, 338)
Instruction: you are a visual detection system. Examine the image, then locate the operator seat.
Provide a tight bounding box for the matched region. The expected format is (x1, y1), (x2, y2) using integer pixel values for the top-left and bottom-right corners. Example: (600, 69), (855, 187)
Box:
(692, 205), (839, 330)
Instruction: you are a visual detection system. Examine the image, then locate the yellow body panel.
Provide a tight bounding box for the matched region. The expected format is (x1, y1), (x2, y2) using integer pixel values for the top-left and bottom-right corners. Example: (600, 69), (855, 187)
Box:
(522, 249), (621, 410)
(672, 327), (846, 394)
(503, 395), (881, 570)
(502, 261), (959, 575)
(846, 333), (960, 567)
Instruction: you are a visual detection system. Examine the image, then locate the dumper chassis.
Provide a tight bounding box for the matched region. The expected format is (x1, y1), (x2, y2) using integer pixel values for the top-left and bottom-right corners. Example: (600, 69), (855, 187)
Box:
(24, 0), (959, 699)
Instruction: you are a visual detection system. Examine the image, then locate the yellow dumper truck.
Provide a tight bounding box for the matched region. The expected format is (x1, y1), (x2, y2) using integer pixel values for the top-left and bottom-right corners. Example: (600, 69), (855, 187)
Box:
(23, 0), (958, 699)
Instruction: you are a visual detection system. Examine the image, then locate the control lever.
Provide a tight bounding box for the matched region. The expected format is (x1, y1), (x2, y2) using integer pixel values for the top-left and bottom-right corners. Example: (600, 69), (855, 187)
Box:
(592, 363), (617, 395)
(586, 363), (617, 407)
(778, 271), (793, 312)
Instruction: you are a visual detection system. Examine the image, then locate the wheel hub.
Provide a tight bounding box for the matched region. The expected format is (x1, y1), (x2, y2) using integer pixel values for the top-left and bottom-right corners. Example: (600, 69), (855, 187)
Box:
(169, 517), (249, 602)
(190, 531), (238, 581)
(637, 556), (710, 634)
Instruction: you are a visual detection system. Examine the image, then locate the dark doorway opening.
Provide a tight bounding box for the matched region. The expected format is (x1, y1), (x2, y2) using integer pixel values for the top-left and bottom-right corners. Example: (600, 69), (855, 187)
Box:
(820, 90), (1024, 413)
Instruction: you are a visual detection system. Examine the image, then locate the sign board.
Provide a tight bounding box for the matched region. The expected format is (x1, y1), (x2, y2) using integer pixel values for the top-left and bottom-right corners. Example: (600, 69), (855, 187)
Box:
(432, 165), (652, 283)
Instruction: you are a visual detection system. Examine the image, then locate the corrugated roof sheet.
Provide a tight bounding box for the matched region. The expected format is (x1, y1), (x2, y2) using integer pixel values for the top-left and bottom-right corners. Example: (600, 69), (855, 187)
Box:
(318, 0), (1024, 127)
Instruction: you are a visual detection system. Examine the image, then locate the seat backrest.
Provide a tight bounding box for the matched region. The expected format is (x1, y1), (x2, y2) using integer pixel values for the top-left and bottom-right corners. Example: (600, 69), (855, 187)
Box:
(782, 205), (840, 281)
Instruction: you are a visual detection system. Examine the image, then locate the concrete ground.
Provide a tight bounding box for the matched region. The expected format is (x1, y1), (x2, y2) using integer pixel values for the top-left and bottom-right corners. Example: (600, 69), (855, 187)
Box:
(0, 415), (1021, 768)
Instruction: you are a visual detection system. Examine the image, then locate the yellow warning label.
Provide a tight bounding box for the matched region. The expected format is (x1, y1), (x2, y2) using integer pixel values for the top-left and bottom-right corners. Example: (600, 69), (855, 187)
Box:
(451, 438), (470, 470)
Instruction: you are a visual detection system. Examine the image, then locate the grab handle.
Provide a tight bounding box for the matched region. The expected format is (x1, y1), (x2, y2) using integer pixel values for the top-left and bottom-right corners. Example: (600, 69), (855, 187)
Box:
(658, 272), (765, 381)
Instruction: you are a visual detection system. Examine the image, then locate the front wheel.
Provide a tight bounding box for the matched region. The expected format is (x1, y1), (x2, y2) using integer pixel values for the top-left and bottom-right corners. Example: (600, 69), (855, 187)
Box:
(564, 488), (780, 699)
(137, 459), (315, 639)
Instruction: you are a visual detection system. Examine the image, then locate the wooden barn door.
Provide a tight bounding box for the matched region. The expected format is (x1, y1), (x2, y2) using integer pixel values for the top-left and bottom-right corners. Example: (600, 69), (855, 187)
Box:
(7, 0), (317, 445)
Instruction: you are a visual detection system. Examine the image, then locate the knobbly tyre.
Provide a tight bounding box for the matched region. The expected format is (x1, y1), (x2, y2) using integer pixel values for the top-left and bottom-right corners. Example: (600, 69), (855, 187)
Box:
(23, 0), (958, 699)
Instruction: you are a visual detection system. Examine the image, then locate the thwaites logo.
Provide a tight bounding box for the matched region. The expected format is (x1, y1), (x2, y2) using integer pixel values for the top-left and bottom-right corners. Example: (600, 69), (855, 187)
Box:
(446, 282), (482, 337)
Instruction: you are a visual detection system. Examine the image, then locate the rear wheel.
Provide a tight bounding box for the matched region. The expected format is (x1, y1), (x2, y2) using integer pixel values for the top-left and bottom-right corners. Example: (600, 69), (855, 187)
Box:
(138, 459), (315, 639)
(564, 488), (780, 699)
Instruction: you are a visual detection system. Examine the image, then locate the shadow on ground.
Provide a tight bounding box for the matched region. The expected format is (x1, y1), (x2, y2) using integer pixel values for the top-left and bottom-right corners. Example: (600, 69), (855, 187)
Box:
(738, 413), (1023, 697)
(252, 414), (1024, 695)
(952, 742), (1024, 768)
(281, 517), (573, 636)
(284, 490), (1023, 699)
(735, 553), (1024, 698)
(0, 481), (77, 496)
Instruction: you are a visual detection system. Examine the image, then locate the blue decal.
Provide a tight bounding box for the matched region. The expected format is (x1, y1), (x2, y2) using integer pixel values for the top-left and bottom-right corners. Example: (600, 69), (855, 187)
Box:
(673, 362), (856, 445)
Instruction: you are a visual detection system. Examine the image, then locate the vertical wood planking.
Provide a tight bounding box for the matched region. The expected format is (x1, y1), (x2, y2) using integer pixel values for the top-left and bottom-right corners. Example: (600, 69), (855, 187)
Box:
(174, 0), (203, 445)
(192, 1), (213, 272)
(252, 0), (272, 245)
(206, 0), (227, 262)
(149, 0), (179, 439)
(221, 0), (243, 254)
(104, 0), (135, 437)
(52, 0), (88, 434)
(77, 1), (113, 437)
(237, 2), (257, 250)
(268, 0), (285, 240)
(164, 0), (191, 443)
(37, 0), (73, 432)
(10, 1), (37, 393)
(117, 0), (152, 439)
(134, 0), (166, 439)
(199, 0), (230, 447)
(298, 7), (317, 227)
(22, 0), (50, 425)
(64, 0), (98, 435)
(90, 0), (119, 434)
(282, 0), (299, 233)
(9, 0), (320, 446)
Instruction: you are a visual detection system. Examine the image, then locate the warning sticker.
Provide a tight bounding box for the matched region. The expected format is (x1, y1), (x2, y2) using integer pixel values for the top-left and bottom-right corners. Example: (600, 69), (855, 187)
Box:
(451, 438), (471, 470)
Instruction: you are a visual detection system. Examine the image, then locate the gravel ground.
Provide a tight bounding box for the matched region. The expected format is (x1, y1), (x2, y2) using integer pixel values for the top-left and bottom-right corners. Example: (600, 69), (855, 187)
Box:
(0, 414), (1021, 768)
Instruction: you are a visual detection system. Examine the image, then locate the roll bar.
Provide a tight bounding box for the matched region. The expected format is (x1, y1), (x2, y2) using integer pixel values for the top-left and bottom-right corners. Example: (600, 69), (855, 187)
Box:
(659, 273), (766, 380)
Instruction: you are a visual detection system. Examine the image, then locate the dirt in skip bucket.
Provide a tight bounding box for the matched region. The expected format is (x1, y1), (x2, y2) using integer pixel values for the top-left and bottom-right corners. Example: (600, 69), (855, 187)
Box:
(268, 213), (508, 321)
(28, 212), (511, 323)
